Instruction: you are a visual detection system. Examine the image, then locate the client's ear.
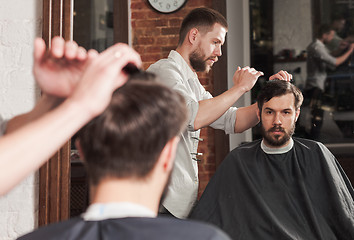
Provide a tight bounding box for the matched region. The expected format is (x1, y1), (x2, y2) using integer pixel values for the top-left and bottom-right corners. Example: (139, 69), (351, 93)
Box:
(158, 136), (180, 173)
(295, 109), (301, 122)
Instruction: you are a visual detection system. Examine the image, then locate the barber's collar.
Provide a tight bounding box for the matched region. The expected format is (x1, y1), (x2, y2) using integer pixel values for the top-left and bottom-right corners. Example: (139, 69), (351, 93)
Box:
(316, 38), (325, 47)
(261, 138), (294, 154)
(82, 202), (156, 221)
(168, 50), (197, 80)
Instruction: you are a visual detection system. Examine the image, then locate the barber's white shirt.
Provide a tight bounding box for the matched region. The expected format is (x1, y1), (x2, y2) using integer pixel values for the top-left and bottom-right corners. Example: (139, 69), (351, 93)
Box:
(148, 50), (237, 218)
(82, 202), (156, 221)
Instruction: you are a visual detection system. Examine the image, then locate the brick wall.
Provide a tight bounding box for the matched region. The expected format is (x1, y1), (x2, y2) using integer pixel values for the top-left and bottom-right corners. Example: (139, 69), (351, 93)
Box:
(131, 0), (216, 197)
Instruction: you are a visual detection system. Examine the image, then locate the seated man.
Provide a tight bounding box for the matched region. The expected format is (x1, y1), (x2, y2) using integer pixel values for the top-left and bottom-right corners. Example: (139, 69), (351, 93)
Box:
(190, 80), (354, 239)
(18, 72), (231, 240)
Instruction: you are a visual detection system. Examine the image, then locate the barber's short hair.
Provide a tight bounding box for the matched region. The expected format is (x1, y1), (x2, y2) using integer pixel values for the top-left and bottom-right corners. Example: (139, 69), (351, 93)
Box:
(178, 7), (228, 46)
(257, 80), (303, 112)
(78, 72), (187, 185)
(316, 24), (334, 38)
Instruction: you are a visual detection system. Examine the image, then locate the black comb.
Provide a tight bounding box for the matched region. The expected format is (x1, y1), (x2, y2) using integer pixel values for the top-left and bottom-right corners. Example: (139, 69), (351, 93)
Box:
(122, 63), (142, 75)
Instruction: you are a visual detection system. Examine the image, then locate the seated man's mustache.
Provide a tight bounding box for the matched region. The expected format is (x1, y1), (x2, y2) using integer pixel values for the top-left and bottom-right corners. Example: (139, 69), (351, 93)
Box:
(268, 126), (285, 132)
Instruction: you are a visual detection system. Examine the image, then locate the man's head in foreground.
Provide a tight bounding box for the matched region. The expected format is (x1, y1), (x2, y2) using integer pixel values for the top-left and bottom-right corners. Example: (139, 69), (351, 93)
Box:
(257, 80), (303, 148)
(76, 72), (187, 212)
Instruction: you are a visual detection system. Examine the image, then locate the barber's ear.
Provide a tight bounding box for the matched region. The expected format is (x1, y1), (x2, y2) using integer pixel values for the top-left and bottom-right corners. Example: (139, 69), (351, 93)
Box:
(257, 109), (261, 120)
(188, 28), (199, 45)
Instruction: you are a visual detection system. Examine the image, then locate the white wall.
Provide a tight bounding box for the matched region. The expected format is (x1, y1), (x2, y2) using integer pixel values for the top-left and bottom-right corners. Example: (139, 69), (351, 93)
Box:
(226, 0), (253, 150)
(273, 0), (313, 56)
(0, 0), (42, 239)
(273, 0), (313, 89)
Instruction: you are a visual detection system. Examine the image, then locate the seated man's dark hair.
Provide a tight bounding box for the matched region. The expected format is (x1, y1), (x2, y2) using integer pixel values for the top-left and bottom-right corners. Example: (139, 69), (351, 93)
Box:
(257, 80), (303, 112)
(77, 72), (187, 185)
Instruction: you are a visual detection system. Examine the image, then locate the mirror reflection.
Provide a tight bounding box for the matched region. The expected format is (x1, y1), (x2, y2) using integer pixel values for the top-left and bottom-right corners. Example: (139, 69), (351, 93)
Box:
(70, 0), (115, 218)
(250, 0), (354, 145)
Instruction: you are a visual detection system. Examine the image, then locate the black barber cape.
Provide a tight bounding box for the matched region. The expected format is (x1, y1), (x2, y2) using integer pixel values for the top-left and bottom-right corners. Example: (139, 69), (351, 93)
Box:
(190, 138), (354, 240)
(18, 216), (231, 240)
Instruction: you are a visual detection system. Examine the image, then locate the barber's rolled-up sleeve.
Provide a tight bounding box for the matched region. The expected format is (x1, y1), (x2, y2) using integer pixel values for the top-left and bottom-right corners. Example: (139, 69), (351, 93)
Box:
(171, 78), (200, 132)
(195, 81), (237, 134)
(209, 106), (237, 134)
(148, 61), (200, 132)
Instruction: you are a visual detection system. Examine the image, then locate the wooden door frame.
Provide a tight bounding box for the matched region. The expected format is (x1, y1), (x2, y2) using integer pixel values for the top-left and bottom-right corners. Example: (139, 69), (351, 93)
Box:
(38, 0), (129, 226)
(38, 0), (73, 227)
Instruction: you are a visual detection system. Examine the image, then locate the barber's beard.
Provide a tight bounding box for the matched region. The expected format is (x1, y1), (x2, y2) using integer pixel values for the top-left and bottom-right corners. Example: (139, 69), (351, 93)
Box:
(189, 47), (214, 72)
(261, 122), (295, 147)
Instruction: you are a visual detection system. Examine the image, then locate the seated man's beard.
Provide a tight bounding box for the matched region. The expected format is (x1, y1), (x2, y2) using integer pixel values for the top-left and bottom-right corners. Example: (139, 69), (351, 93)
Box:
(189, 49), (207, 72)
(261, 123), (295, 147)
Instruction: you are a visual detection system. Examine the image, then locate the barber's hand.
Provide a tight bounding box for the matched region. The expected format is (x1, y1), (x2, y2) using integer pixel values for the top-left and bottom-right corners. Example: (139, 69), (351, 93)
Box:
(338, 40), (350, 51)
(232, 66), (264, 92)
(69, 43), (142, 118)
(33, 37), (91, 97)
(349, 43), (354, 52)
(269, 70), (292, 81)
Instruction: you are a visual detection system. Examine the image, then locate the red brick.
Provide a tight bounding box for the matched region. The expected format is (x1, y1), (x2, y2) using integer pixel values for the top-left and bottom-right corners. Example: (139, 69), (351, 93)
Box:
(130, 2), (148, 10)
(133, 46), (145, 54)
(145, 46), (161, 53)
(147, 11), (164, 19)
(131, 11), (150, 19)
(161, 27), (179, 35)
(198, 172), (211, 182)
(161, 45), (176, 52)
(143, 28), (162, 36)
(169, 18), (182, 27)
(156, 37), (169, 45)
(134, 20), (154, 27)
(132, 28), (145, 36)
(141, 53), (162, 62)
(137, 36), (155, 45)
(168, 36), (178, 43)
